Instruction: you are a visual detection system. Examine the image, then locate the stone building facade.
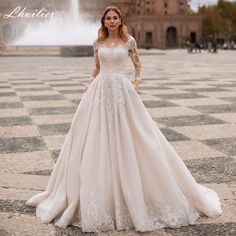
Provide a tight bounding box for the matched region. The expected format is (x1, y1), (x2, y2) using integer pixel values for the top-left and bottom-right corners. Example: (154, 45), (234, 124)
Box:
(111, 0), (203, 48)
(79, 0), (202, 48)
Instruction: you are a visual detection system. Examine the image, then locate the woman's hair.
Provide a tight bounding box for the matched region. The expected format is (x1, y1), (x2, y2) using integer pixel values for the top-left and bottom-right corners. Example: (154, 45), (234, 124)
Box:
(97, 6), (129, 43)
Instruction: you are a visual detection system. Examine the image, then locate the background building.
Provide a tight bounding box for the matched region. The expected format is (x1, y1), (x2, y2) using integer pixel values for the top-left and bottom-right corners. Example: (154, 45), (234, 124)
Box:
(79, 0), (202, 49)
(110, 0), (202, 48)
(0, 0), (202, 48)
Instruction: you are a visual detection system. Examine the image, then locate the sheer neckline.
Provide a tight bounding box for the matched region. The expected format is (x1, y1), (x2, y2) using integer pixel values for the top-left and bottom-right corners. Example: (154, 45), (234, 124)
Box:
(97, 41), (129, 48)
(97, 36), (131, 48)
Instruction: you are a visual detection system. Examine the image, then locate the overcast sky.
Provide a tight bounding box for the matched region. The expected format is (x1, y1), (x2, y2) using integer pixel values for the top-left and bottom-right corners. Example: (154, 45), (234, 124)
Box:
(189, 0), (236, 12)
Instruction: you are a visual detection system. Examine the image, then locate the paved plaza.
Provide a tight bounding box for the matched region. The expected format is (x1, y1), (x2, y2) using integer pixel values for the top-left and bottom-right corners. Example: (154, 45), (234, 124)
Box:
(0, 49), (236, 235)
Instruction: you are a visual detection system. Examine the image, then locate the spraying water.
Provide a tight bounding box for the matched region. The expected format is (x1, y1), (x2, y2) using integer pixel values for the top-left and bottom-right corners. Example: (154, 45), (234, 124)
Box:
(14, 0), (99, 45)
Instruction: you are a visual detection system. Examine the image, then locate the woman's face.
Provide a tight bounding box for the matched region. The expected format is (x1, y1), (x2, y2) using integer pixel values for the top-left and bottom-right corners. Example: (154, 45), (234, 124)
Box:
(104, 10), (121, 32)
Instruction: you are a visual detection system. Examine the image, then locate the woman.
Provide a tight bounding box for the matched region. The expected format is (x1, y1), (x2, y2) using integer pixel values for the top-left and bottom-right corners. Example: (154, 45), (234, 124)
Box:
(26, 6), (222, 233)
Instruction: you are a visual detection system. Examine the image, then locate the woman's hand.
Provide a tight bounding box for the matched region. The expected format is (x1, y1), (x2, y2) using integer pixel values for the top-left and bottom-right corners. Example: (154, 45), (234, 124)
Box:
(132, 79), (140, 90)
(83, 80), (93, 93)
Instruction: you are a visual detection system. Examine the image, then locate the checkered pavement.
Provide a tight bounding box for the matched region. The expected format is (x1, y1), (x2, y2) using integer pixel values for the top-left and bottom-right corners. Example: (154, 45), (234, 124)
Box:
(0, 50), (236, 235)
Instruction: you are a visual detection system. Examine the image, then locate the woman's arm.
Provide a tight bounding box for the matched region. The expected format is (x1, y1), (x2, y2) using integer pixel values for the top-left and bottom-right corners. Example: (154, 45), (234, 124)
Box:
(128, 36), (142, 89)
(90, 40), (100, 81)
(84, 40), (100, 92)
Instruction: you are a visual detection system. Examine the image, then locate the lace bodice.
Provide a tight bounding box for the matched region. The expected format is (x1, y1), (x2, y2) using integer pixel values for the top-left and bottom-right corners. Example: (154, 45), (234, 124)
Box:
(85, 36), (142, 131)
(93, 35), (141, 78)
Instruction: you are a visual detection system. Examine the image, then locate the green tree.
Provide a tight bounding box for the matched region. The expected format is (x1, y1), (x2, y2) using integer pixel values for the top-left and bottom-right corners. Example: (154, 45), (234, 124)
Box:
(199, 0), (236, 42)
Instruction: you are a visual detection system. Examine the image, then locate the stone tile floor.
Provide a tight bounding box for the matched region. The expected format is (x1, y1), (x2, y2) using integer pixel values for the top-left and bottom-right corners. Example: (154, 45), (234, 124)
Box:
(0, 49), (235, 236)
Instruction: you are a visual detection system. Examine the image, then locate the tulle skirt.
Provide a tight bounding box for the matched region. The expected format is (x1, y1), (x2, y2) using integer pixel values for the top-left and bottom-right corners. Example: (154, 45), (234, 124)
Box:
(26, 73), (222, 232)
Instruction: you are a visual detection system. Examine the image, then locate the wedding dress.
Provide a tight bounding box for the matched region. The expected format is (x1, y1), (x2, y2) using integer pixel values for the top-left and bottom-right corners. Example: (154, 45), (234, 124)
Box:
(26, 35), (222, 233)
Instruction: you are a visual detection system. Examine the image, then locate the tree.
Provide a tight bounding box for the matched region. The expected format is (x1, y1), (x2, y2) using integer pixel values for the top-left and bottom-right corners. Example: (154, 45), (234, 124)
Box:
(199, 0), (236, 42)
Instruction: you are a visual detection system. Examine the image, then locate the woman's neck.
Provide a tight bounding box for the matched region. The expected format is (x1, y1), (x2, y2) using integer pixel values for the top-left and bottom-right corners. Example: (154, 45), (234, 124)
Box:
(108, 30), (119, 39)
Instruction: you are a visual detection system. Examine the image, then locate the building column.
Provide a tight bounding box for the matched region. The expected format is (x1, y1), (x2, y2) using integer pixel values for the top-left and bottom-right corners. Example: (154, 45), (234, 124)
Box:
(160, 24), (165, 49)
(177, 24), (181, 48)
(155, 23), (160, 48)
(141, 22), (145, 47)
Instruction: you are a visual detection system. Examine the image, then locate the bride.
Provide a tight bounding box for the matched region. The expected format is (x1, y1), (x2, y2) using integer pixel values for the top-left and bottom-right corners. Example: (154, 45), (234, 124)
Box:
(26, 6), (222, 233)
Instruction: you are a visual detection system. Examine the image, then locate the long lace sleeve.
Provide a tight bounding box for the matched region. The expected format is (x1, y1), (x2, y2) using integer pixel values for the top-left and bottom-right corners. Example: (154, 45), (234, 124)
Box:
(128, 36), (142, 81)
(90, 40), (100, 81)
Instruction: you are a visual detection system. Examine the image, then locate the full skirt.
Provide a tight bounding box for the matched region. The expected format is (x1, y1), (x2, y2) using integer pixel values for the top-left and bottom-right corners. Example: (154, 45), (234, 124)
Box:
(26, 73), (222, 232)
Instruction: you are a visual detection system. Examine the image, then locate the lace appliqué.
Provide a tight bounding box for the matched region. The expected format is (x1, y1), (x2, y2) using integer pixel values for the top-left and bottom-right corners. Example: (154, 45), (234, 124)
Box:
(82, 191), (115, 233)
(127, 36), (137, 57)
(95, 35), (136, 55)
(85, 76), (132, 131)
(144, 200), (199, 230)
(71, 191), (199, 233)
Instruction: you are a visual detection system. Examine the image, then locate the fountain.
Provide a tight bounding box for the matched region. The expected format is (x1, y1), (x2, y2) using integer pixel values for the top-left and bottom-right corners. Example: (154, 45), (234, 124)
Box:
(11, 0), (100, 56)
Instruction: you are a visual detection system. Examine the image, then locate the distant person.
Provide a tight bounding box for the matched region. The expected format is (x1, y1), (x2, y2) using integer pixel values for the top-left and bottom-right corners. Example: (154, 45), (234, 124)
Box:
(231, 41), (235, 50)
(212, 42), (218, 53)
(207, 41), (212, 52)
(223, 42), (228, 50)
(186, 40), (193, 53)
(195, 42), (201, 53)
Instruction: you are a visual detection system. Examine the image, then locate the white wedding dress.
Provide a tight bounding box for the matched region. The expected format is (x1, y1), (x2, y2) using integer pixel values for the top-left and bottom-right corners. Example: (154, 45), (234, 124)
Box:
(26, 35), (222, 233)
